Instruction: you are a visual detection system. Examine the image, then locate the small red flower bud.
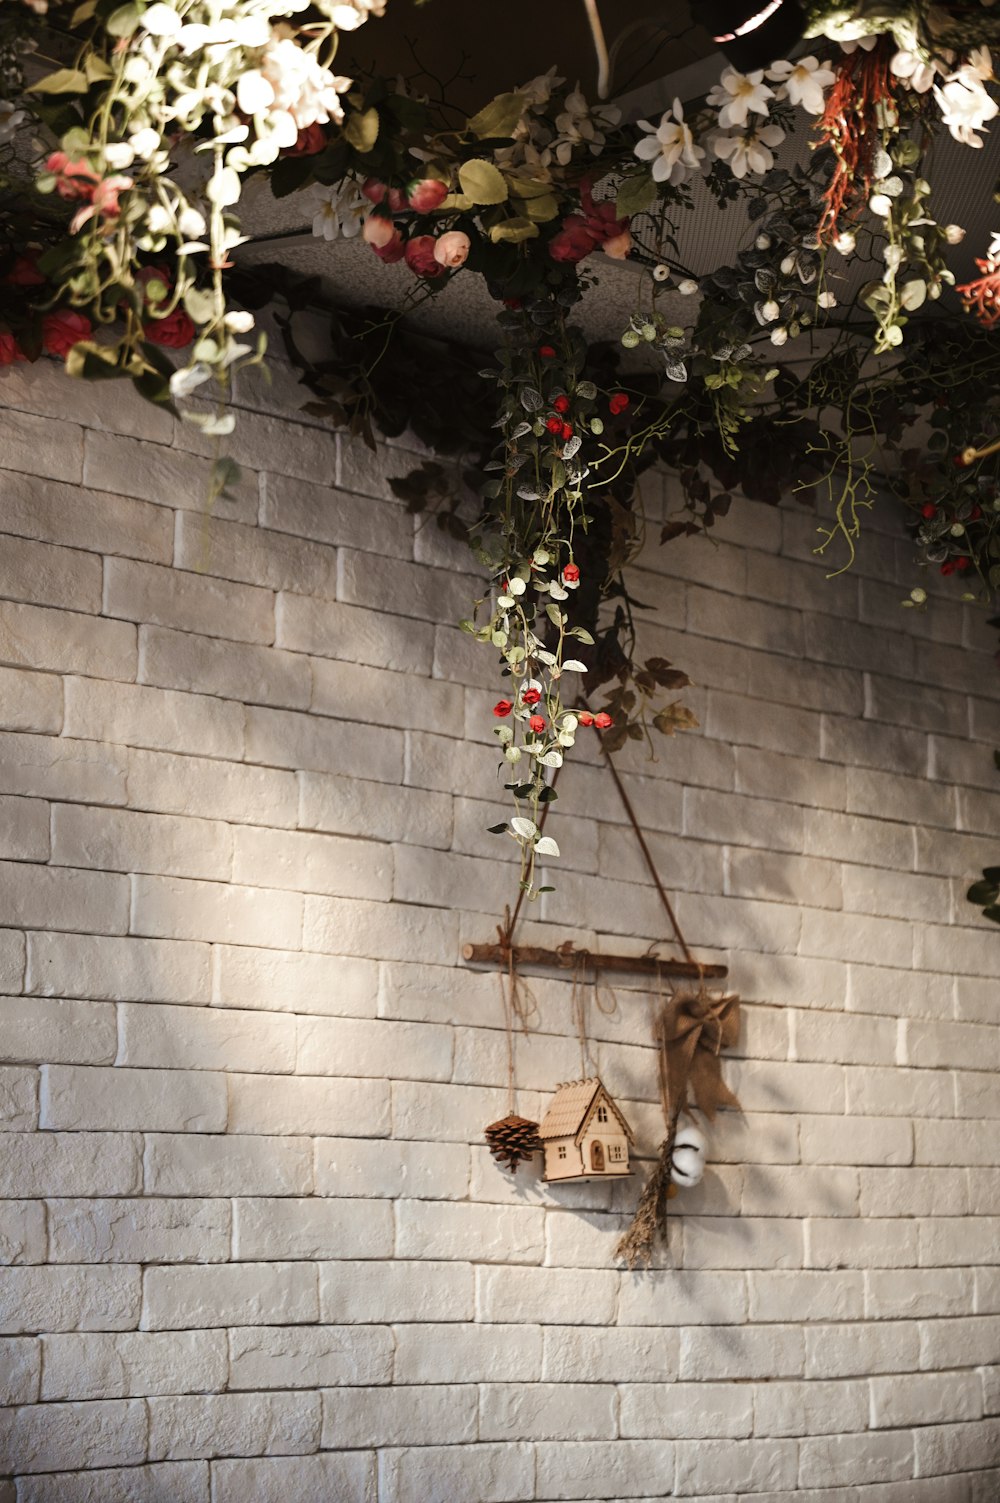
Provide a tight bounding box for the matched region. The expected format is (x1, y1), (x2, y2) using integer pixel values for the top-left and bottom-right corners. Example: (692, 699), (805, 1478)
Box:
(504, 297), (523, 309)
(971, 505), (983, 520)
(538, 345), (556, 358)
(493, 699), (513, 718)
(553, 394), (570, 414)
(957, 556), (971, 571)
(561, 422), (573, 441)
(593, 711), (613, 729)
(577, 711), (594, 727)
(941, 560), (957, 575)
(563, 563), (580, 582)
(545, 416), (563, 434)
(609, 392), (630, 415)
(920, 503), (937, 519)
(522, 688), (541, 706)
(528, 714), (546, 734)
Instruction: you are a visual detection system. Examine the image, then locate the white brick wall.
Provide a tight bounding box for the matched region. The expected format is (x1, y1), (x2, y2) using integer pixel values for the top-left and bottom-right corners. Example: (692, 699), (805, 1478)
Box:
(1, 354), (998, 1499)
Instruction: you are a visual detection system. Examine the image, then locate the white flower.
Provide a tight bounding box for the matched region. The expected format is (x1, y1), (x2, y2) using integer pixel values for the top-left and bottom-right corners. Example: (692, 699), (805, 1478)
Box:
(770, 325), (789, 346)
(869, 192), (893, 216)
(768, 56), (836, 114)
(141, 3), (182, 36)
(944, 223), (966, 244)
(706, 66), (774, 129)
(103, 142), (135, 171)
(712, 121), (784, 178)
(760, 298), (780, 322)
(634, 99), (705, 184)
(934, 69), (999, 147)
(817, 290), (837, 308)
(677, 278), (699, 295)
(240, 36), (352, 134)
(129, 127), (162, 160)
(329, 0), (386, 30)
(834, 230), (856, 254)
(840, 34), (878, 54)
(0, 100), (27, 146)
(312, 181), (364, 240)
(890, 50), (936, 93)
(224, 311), (255, 333)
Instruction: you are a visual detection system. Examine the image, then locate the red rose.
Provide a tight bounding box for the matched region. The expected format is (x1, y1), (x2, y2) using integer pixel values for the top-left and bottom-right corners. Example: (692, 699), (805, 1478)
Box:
(373, 232), (406, 264)
(407, 177), (448, 213)
(549, 215), (597, 264)
(493, 699), (513, 718)
(0, 330), (26, 365)
(143, 308), (196, 348)
(538, 345), (556, 359)
(545, 416), (563, 434)
(362, 179), (407, 212)
(593, 711), (613, 729)
(577, 711), (594, 727)
(940, 561), (956, 575)
(285, 123), (327, 157)
(522, 688), (541, 706)
(7, 255), (45, 288)
(503, 297), (523, 310)
(920, 503), (937, 519)
(42, 309), (92, 358)
(404, 235), (445, 280)
(529, 714), (546, 734)
(553, 394), (570, 414)
(561, 422), (573, 441)
(563, 563), (580, 582)
(957, 557), (971, 571)
(609, 392), (630, 415)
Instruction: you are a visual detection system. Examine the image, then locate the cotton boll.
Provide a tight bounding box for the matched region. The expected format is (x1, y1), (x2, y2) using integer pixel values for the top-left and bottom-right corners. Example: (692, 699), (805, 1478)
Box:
(670, 1122), (707, 1187)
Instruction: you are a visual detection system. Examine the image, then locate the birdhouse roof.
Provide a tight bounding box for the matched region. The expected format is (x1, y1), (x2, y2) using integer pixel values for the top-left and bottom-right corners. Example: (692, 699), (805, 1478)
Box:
(537, 1077), (635, 1144)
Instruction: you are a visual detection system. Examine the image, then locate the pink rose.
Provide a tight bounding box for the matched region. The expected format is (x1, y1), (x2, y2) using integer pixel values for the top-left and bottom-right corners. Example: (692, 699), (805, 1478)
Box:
(549, 216), (597, 264)
(407, 177), (449, 213)
(433, 230), (470, 268)
(602, 228), (633, 260)
(42, 309), (92, 358)
(362, 213), (398, 248)
(361, 178), (407, 212)
(44, 152), (99, 202)
(373, 231), (406, 264)
(404, 235), (445, 279)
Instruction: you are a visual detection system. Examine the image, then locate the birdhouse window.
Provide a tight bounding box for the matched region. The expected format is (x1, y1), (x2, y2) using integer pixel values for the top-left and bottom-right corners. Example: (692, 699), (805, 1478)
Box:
(610, 1143), (624, 1161)
(597, 1106), (608, 1122)
(557, 1145), (567, 1159)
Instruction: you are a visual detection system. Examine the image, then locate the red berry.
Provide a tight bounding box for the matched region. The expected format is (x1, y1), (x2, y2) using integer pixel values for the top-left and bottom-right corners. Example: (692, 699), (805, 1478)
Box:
(545, 416), (563, 434)
(921, 503), (937, 519)
(609, 392), (630, 415)
(528, 714), (546, 734)
(553, 394), (570, 414)
(561, 422), (573, 441)
(538, 345), (556, 358)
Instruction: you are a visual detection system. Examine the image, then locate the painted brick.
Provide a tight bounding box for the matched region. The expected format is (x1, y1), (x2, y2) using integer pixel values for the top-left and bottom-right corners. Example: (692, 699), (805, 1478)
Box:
(212, 944), (378, 1017)
(28, 931), (210, 1004)
(305, 896), (458, 966)
(0, 1132), (140, 1197)
(233, 1196), (392, 1260)
(0, 1065), (36, 1131)
(872, 1369), (982, 1428)
(679, 1324), (803, 1380)
(127, 747), (298, 827)
(131, 872), (302, 949)
(0, 599), (135, 680)
(393, 1322), (540, 1383)
(0, 1265), (140, 1334)
(749, 1270), (865, 1324)
(52, 803), (232, 882)
(0, 469), (173, 562)
(227, 1072), (390, 1137)
(0, 533), (102, 614)
(620, 1381), (752, 1439)
(0, 730), (126, 806)
(105, 556), (274, 643)
(229, 1324), (393, 1389)
(232, 824), (392, 901)
(1, 409), (84, 482)
(674, 1437), (797, 1496)
(212, 1453), (375, 1503)
(321, 1259), (474, 1325)
(147, 1390), (320, 1460)
(544, 1325), (679, 1383)
(297, 1013), (452, 1081)
(0, 1336), (40, 1405)
(276, 593), (434, 674)
(480, 1381), (617, 1441)
(0, 1199), (46, 1264)
(47, 1196), (230, 1265)
(807, 1217), (918, 1269)
(534, 1439), (676, 1500)
(0, 1398), (147, 1475)
(261, 470), (413, 558)
(141, 1262), (318, 1330)
(338, 549), (475, 626)
(144, 1133), (312, 1197)
(398, 1200), (544, 1266)
(83, 430), (256, 523)
(0, 995), (116, 1066)
(40, 1330), (227, 1400)
(64, 676), (243, 760)
(119, 1000), (296, 1074)
(799, 1430), (914, 1487)
(298, 770), (453, 850)
(0, 860), (128, 936)
(314, 1136), (468, 1200)
(16, 1464), (208, 1503)
(379, 1441), (534, 1503)
(0, 357), (173, 443)
(800, 1115), (913, 1166)
(0, 665), (62, 735)
(322, 1384), (477, 1447)
(140, 624), (311, 709)
(41, 1064), (226, 1133)
(175, 509), (339, 596)
(866, 1268), (973, 1321)
(805, 1319), (921, 1378)
(753, 1379), (868, 1438)
(246, 704), (403, 784)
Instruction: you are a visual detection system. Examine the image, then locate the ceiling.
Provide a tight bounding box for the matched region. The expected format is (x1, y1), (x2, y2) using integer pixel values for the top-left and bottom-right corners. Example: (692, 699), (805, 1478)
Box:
(236, 4), (1000, 350)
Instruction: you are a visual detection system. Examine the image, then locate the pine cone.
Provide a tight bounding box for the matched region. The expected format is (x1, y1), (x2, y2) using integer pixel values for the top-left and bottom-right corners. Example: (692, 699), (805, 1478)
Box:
(484, 1114), (542, 1173)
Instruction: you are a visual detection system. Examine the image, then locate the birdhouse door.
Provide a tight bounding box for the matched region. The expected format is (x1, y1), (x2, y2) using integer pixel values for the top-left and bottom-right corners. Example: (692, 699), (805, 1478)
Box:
(590, 1140), (605, 1172)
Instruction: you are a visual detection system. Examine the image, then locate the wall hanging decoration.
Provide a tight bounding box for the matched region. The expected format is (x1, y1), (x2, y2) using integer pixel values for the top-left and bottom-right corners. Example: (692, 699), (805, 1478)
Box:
(537, 1076), (635, 1182)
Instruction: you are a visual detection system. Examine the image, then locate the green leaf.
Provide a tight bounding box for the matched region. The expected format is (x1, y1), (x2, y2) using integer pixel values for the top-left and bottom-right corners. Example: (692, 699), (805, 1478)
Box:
(31, 68), (90, 94)
(616, 170), (656, 219)
(71, 0), (97, 21)
(105, 2), (142, 36)
(985, 904), (1000, 924)
(968, 880), (1000, 906)
(984, 866), (1000, 882)
(64, 341), (119, 380)
(467, 92), (527, 141)
(487, 822), (508, 834)
(458, 159), (508, 205)
(344, 107), (379, 153)
(84, 53), (113, 83)
(489, 217), (539, 243)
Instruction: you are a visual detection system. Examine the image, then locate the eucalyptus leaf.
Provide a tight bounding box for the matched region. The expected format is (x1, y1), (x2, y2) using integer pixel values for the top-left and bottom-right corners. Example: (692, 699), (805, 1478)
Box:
(458, 159), (508, 205)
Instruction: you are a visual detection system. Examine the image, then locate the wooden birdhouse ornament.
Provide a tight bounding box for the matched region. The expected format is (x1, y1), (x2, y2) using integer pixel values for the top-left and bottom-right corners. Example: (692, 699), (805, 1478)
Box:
(538, 1077), (635, 1182)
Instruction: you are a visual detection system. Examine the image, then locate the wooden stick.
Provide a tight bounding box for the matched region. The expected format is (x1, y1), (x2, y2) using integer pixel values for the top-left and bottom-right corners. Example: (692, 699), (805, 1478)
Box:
(462, 943), (727, 980)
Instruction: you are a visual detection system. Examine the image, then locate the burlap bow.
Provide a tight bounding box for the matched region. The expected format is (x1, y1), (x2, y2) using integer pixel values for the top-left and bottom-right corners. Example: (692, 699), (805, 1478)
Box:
(657, 990), (741, 1122)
